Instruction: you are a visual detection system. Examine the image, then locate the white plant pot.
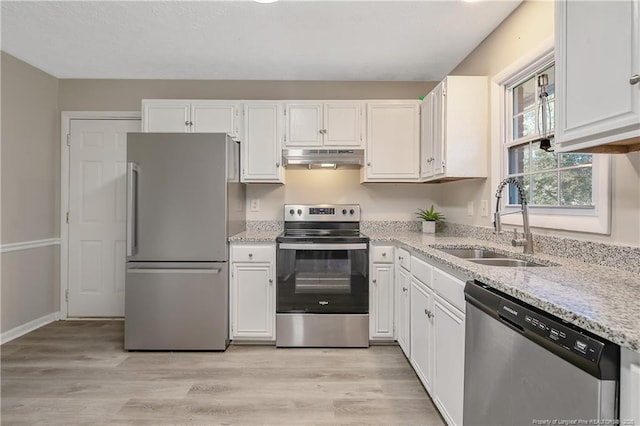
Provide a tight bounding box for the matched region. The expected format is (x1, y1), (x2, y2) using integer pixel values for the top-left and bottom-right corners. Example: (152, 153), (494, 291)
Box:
(422, 221), (436, 234)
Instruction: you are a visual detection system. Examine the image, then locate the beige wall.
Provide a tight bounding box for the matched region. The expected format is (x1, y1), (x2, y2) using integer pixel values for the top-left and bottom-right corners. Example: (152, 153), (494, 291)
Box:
(247, 169), (440, 221)
(1, 52), (60, 333)
(442, 0), (640, 246)
(59, 79), (435, 111)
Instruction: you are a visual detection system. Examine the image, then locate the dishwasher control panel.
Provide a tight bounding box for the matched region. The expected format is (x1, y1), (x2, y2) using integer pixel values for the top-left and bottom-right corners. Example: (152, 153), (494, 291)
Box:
(498, 300), (605, 363)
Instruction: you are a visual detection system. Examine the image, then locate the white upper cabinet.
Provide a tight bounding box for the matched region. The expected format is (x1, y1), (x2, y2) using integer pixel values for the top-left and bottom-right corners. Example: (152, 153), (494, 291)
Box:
(242, 103), (284, 183)
(142, 100), (191, 133)
(285, 102), (364, 148)
(142, 100), (241, 138)
(421, 76), (488, 182)
(555, 0), (640, 153)
(363, 101), (421, 182)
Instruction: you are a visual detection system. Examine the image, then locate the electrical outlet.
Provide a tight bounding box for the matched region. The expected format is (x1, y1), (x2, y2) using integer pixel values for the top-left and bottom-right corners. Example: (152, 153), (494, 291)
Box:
(250, 199), (260, 212)
(467, 201), (474, 216)
(480, 200), (488, 217)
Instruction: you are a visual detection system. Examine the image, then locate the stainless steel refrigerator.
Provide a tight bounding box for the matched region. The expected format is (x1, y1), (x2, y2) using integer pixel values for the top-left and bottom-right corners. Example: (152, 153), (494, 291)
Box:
(124, 133), (245, 350)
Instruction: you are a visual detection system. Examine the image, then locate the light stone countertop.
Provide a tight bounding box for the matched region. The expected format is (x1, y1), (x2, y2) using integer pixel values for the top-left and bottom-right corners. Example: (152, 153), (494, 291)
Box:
(229, 230), (281, 243)
(230, 229), (640, 353)
(367, 231), (640, 354)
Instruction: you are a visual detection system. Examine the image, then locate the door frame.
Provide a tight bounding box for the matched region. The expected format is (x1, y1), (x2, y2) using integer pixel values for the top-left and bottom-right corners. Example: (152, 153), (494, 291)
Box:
(60, 111), (141, 319)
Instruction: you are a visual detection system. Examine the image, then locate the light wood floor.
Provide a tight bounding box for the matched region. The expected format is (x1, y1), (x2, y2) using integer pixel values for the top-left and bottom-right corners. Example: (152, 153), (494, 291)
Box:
(1, 320), (445, 425)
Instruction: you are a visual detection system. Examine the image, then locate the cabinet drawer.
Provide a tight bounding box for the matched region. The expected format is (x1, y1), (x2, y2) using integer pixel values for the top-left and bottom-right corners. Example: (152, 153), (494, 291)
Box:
(397, 248), (411, 271)
(231, 245), (274, 263)
(433, 268), (465, 312)
(372, 246), (394, 263)
(411, 255), (433, 288)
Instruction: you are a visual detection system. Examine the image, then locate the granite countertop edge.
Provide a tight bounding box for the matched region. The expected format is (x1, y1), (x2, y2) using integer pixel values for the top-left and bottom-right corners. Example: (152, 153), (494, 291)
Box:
(230, 230), (640, 353)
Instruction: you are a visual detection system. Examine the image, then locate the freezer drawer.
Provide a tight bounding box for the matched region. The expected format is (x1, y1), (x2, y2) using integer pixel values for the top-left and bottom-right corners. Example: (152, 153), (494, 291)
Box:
(124, 262), (228, 350)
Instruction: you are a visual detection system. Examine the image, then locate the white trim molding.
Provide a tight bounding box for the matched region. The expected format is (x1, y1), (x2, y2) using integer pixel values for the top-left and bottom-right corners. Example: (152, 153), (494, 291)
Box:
(0, 238), (60, 254)
(60, 111), (142, 319)
(1, 312), (60, 344)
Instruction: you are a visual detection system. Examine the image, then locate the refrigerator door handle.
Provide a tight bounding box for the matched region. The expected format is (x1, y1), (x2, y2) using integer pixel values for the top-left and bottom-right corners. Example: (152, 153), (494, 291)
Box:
(127, 267), (222, 274)
(126, 162), (139, 257)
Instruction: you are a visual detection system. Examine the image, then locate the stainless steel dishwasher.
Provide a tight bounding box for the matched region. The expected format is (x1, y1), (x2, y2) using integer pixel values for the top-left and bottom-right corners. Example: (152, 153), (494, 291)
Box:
(464, 280), (619, 426)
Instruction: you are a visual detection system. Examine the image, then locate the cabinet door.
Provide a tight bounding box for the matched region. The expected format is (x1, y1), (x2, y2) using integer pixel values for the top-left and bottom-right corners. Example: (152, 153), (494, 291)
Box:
(433, 294), (465, 426)
(555, 0), (640, 151)
(370, 262), (395, 340)
(420, 92), (435, 179)
(410, 279), (435, 394)
(242, 103), (283, 183)
(324, 103), (364, 147)
(230, 263), (275, 340)
(286, 103), (323, 146)
(142, 100), (191, 132)
(431, 83), (445, 177)
(395, 266), (411, 357)
(191, 102), (238, 136)
(365, 102), (420, 181)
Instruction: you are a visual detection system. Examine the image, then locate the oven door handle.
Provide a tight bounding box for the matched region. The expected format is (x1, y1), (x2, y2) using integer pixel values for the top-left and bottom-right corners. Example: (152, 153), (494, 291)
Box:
(279, 243), (368, 250)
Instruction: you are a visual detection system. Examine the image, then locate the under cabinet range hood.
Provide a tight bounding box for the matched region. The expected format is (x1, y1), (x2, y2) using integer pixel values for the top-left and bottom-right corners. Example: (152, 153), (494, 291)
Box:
(282, 149), (365, 168)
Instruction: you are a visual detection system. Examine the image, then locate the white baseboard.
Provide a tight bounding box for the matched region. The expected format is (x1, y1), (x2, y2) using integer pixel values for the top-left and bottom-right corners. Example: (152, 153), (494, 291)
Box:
(1, 311), (60, 344)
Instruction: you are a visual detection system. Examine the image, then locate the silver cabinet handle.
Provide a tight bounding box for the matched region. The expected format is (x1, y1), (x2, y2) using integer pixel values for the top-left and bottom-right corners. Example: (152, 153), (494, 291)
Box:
(276, 162), (280, 168)
(189, 121), (194, 126)
(630, 74), (640, 85)
(269, 278), (273, 284)
(424, 309), (433, 319)
(128, 268), (221, 274)
(367, 162), (371, 166)
(126, 162), (139, 257)
(402, 287), (408, 292)
(382, 252), (387, 257)
(185, 120), (190, 125)
(248, 253), (253, 259)
(372, 279), (377, 284)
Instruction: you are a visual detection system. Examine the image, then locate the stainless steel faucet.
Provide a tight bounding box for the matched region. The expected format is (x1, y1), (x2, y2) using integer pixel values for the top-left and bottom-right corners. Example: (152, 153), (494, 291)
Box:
(494, 177), (534, 254)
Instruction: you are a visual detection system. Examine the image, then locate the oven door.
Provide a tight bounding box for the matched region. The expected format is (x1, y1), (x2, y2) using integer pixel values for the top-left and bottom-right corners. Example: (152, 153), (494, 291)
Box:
(277, 242), (368, 314)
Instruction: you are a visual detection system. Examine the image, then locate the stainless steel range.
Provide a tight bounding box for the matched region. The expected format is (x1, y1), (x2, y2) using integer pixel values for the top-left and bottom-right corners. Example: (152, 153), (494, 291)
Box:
(276, 204), (369, 347)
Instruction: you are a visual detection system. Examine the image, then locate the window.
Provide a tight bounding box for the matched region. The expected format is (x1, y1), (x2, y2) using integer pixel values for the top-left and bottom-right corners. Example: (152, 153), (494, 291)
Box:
(505, 64), (594, 208)
(492, 44), (610, 234)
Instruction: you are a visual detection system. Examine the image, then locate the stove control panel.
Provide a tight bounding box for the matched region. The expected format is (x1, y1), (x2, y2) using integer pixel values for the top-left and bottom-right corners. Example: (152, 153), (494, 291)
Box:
(284, 204), (361, 222)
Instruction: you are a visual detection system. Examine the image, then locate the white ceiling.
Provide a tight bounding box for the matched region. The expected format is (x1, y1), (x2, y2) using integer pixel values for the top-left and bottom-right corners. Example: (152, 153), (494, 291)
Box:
(1, 0), (521, 81)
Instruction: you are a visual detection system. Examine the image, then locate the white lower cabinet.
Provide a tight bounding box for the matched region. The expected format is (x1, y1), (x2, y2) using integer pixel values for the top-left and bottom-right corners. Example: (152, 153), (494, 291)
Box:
(433, 293), (465, 426)
(229, 243), (276, 341)
(370, 246), (395, 340)
(410, 277), (435, 394)
(395, 265), (411, 357)
(395, 250), (466, 426)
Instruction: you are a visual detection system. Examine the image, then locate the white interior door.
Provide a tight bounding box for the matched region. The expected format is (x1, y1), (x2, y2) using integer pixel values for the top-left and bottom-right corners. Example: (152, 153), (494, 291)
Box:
(68, 119), (140, 317)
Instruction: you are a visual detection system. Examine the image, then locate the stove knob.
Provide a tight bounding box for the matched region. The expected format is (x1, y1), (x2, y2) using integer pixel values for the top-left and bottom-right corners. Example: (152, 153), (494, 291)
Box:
(289, 209), (295, 216)
(349, 209), (355, 215)
(342, 209), (347, 215)
(297, 209), (302, 216)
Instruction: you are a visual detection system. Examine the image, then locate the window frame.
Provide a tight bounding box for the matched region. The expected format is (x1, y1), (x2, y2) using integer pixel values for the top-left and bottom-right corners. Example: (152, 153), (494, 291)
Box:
(490, 42), (611, 234)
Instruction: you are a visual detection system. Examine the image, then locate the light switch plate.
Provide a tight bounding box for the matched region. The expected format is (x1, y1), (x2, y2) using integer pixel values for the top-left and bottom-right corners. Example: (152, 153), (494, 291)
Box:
(250, 199), (260, 212)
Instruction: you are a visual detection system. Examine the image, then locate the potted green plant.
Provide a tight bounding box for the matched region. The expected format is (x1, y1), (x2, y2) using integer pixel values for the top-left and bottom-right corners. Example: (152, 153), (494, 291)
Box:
(416, 205), (445, 234)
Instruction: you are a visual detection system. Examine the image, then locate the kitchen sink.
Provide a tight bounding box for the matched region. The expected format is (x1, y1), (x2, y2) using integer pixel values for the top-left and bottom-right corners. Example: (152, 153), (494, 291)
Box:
(435, 246), (549, 267)
(435, 248), (506, 259)
(467, 258), (545, 267)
